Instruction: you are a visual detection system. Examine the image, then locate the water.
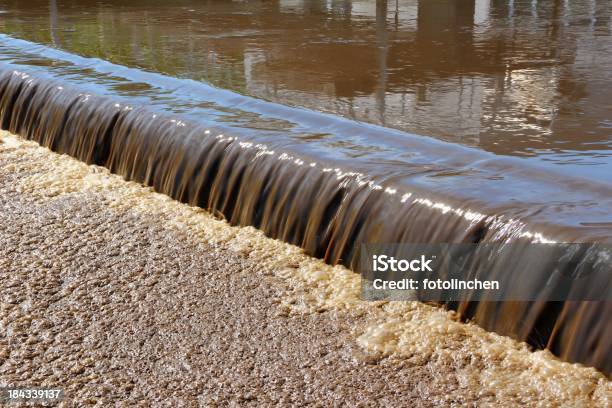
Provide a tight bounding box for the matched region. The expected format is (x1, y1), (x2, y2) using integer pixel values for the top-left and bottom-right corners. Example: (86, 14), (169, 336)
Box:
(1, 0), (611, 182)
(0, 0), (611, 374)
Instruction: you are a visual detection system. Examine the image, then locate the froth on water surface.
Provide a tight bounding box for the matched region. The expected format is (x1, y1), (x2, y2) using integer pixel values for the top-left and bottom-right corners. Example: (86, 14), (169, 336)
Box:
(0, 130), (610, 405)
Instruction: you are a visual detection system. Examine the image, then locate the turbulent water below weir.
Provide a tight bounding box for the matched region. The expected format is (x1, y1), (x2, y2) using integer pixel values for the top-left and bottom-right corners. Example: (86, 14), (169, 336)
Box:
(0, 41), (611, 374)
(1, 131), (609, 405)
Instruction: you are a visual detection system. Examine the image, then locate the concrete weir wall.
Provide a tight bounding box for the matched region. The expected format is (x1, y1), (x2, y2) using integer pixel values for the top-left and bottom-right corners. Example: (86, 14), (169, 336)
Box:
(0, 65), (610, 375)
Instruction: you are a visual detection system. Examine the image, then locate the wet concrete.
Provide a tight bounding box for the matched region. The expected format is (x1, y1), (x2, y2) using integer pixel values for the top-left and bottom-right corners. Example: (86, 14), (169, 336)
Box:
(0, 131), (610, 406)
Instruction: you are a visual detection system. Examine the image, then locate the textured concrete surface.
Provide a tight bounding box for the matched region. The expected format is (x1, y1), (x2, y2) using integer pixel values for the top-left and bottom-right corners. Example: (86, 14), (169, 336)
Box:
(0, 132), (610, 406)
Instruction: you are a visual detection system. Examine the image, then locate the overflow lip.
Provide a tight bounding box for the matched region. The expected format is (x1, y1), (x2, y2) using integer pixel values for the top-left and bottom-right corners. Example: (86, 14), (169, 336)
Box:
(0, 63), (610, 375)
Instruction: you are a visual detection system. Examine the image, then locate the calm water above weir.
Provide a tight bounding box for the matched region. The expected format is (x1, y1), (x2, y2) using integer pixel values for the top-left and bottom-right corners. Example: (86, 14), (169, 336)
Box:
(0, 0), (611, 182)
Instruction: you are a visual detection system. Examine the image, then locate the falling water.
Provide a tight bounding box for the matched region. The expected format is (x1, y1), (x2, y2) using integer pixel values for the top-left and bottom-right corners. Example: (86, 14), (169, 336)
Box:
(0, 64), (610, 375)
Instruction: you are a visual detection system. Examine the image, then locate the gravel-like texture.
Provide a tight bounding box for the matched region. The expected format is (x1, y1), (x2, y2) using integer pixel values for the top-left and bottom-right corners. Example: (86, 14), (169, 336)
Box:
(0, 132), (610, 407)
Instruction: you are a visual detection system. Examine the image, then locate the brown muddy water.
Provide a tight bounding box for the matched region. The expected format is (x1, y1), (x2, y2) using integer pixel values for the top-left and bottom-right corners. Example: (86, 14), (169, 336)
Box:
(0, 0), (611, 375)
(1, 0), (612, 181)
